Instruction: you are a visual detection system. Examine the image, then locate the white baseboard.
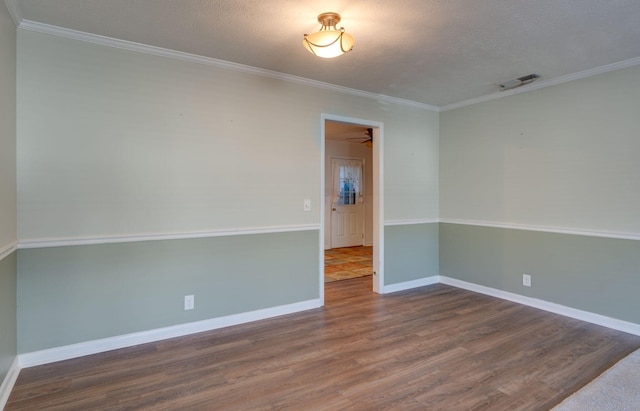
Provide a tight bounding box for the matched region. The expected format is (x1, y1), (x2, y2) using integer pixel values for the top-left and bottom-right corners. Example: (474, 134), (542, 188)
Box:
(13, 276), (640, 372)
(19, 298), (322, 368)
(0, 357), (20, 410)
(439, 276), (640, 336)
(383, 276), (439, 294)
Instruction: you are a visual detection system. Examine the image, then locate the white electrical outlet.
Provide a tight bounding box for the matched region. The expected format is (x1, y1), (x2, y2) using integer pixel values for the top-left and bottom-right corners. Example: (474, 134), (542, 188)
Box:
(184, 295), (195, 310)
(523, 274), (531, 287)
(303, 199), (312, 211)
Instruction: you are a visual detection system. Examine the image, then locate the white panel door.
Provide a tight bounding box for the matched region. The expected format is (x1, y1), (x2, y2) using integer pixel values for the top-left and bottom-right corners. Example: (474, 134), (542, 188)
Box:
(331, 158), (364, 248)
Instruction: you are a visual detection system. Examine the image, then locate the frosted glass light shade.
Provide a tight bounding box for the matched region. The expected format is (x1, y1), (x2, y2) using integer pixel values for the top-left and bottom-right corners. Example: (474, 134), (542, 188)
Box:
(303, 29), (354, 58)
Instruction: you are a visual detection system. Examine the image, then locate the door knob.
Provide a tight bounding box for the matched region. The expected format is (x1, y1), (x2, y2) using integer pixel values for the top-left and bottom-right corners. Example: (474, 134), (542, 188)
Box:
(332, 208), (336, 211)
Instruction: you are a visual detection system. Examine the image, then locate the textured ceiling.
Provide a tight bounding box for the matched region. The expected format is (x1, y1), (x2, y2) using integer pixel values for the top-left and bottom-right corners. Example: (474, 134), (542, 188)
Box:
(11, 0), (640, 107)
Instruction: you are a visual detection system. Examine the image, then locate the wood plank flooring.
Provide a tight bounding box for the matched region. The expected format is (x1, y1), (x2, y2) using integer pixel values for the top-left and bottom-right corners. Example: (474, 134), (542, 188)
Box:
(8, 277), (640, 410)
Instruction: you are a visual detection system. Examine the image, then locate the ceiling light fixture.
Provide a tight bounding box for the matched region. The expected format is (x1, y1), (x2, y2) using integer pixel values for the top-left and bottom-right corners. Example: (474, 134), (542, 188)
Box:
(303, 12), (354, 58)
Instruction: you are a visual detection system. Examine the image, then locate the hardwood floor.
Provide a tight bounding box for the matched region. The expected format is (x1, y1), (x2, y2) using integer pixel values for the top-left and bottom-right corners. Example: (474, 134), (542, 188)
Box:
(8, 277), (640, 410)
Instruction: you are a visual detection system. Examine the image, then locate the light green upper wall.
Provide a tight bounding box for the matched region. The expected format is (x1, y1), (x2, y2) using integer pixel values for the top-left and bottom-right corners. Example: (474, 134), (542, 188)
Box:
(0, 1), (17, 248)
(17, 30), (439, 240)
(441, 65), (640, 234)
(385, 109), (439, 220)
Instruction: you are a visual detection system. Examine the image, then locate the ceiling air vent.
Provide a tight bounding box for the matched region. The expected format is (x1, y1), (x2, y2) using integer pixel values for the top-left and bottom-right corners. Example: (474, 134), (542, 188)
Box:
(499, 74), (540, 91)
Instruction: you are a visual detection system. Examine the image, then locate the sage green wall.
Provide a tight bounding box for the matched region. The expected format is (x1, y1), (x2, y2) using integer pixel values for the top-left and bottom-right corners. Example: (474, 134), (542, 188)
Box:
(18, 231), (319, 353)
(440, 66), (640, 324)
(0, 253), (17, 383)
(440, 224), (640, 324)
(385, 224), (439, 284)
(0, 0), (17, 384)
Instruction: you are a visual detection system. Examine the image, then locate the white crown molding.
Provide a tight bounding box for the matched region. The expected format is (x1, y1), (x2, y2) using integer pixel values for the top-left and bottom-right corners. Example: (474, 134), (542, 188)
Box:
(439, 276), (640, 336)
(0, 357), (20, 410)
(382, 276), (439, 294)
(18, 224), (321, 249)
(441, 56), (640, 111)
(440, 218), (640, 241)
(10, 12), (640, 113)
(17, 20), (439, 113)
(384, 218), (439, 226)
(0, 240), (18, 261)
(3, 0), (22, 27)
(19, 298), (321, 368)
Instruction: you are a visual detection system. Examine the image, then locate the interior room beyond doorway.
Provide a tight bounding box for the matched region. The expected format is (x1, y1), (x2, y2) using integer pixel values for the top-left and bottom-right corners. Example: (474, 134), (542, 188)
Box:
(324, 120), (375, 286)
(324, 246), (373, 282)
(322, 114), (384, 297)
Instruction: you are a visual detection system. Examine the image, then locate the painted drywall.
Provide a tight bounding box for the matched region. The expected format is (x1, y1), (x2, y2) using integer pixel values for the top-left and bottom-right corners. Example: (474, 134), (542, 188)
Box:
(440, 223), (640, 324)
(17, 30), (439, 241)
(324, 139), (373, 248)
(385, 111), (439, 221)
(0, 253), (16, 386)
(384, 223), (439, 285)
(441, 65), (640, 234)
(439, 65), (640, 325)
(17, 230), (319, 353)
(0, 0), (17, 386)
(15, 28), (439, 355)
(0, 0), (17, 249)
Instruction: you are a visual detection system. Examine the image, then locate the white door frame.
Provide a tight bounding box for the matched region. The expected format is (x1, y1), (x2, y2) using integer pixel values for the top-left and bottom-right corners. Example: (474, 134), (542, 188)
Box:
(320, 114), (384, 304)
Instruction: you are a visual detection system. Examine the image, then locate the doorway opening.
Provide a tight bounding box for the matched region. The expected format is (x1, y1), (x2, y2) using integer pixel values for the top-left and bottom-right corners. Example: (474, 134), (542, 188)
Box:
(326, 156), (371, 283)
(320, 114), (383, 304)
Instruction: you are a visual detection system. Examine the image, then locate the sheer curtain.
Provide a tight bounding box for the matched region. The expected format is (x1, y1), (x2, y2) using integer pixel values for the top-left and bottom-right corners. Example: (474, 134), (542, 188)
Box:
(333, 161), (363, 206)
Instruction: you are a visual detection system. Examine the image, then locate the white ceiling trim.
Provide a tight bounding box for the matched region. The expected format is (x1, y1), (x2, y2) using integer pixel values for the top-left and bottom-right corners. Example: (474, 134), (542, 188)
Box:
(17, 19), (440, 113)
(10, 1), (640, 113)
(441, 56), (640, 112)
(3, 0), (22, 27)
